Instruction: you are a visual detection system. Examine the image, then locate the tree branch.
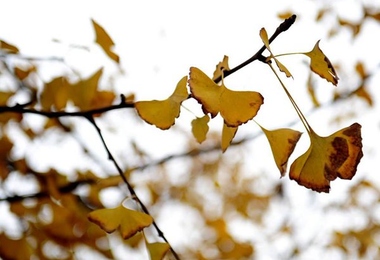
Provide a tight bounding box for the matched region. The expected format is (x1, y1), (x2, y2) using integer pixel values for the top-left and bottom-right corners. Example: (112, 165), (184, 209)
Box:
(213, 14), (297, 83)
(0, 95), (134, 118)
(85, 115), (181, 260)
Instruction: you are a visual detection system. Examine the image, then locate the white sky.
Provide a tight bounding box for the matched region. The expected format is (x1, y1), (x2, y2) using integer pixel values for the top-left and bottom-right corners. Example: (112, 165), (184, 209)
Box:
(1, 0), (380, 259)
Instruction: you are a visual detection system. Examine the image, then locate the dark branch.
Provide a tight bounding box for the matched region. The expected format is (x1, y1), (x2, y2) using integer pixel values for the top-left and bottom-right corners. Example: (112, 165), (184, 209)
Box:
(0, 97), (134, 118)
(213, 14), (297, 83)
(86, 115), (181, 260)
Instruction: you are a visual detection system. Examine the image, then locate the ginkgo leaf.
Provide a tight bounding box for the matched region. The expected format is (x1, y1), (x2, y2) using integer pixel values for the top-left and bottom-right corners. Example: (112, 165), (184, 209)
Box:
(303, 40), (339, 86)
(191, 115), (210, 143)
(88, 205), (153, 239)
(212, 55), (230, 81)
(146, 242), (170, 260)
(260, 28), (293, 78)
(221, 123), (238, 152)
(189, 67), (263, 127)
(135, 76), (188, 130)
(92, 19), (120, 63)
(259, 125), (302, 177)
(289, 123), (363, 193)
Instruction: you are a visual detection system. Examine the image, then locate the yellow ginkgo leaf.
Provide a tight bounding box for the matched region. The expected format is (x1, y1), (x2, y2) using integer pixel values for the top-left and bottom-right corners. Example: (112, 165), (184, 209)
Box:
(212, 55), (230, 81)
(191, 115), (210, 143)
(189, 67), (264, 127)
(135, 76), (188, 130)
(289, 123), (363, 193)
(146, 242), (170, 260)
(221, 123), (238, 152)
(92, 19), (120, 63)
(219, 85), (264, 127)
(189, 67), (221, 118)
(303, 40), (339, 86)
(88, 205), (153, 239)
(259, 125), (302, 177)
(260, 28), (293, 78)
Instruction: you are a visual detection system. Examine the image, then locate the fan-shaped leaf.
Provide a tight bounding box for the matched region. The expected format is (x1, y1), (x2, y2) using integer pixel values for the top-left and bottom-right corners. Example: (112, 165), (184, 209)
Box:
(259, 125), (302, 176)
(88, 205), (153, 239)
(290, 123), (363, 192)
(135, 76), (188, 130)
(189, 67), (263, 127)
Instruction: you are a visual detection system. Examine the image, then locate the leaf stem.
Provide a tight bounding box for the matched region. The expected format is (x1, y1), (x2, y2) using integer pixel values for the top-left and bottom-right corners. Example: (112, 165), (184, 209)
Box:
(86, 115), (180, 260)
(267, 63), (312, 133)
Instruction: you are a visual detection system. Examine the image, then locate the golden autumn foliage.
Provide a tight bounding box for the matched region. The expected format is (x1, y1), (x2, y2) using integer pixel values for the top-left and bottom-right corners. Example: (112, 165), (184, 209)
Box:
(0, 3), (379, 260)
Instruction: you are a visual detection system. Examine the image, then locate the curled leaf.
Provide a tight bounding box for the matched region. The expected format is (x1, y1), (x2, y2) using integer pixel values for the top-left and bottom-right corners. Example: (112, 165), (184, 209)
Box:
(259, 28), (293, 78)
(191, 115), (210, 143)
(189, 67), (263, 127)
(212, 55), (230, 81)
(304, 40), (339, 86)
(290, 123), (363, 193)
(221, 123), (238, 152)
(88, 205), (153, 239)
(135, 76), (188, 130)
(259, 125), (302, 177)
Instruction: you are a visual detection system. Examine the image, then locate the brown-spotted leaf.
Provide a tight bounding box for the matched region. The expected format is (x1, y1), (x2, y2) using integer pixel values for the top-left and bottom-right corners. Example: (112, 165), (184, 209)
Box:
(191, 115), (210, 143)
(289, 123), (363, 193)
(88, 205), (153, 239)
(135, 76), (188, 130)
(303, 40), (339, 86)
(212, 55), (230, 81)
(221, 123), (238, 152)
(146, 242), (170, 260)
(259, 125), (302, 177)
(92, 19), (120, 63)
(189, 67), (263, 127)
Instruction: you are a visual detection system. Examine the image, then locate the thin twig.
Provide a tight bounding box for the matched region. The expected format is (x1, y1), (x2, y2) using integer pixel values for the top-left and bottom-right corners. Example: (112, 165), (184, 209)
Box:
(85, 115), (181, 260)
(213, 14), (297, 83)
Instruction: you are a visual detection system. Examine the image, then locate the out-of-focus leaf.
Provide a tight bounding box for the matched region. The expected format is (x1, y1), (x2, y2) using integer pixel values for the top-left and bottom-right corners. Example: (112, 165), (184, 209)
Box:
(88, 205), (153, 239)
(14, 66), (36, 81)
(92, 19), (120, 63)
(40, 77), (70, 110)
(0, 39), (19, 54)
(69, 69), (102, 110)
(135, 76), (188, 130)
(191, 115), (210, 143)
(0, 234), (33, 260)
